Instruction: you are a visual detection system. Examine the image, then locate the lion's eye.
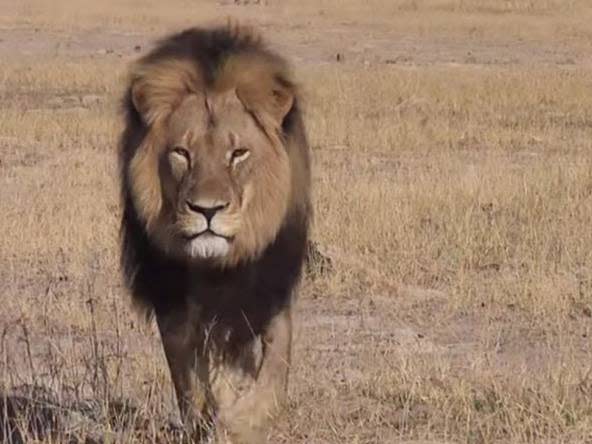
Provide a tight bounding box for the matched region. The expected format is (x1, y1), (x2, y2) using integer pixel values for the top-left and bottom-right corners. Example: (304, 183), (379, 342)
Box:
(171, 146), (190, 162)
(230, 148), (250, 166)
(168, 146), (190, 178)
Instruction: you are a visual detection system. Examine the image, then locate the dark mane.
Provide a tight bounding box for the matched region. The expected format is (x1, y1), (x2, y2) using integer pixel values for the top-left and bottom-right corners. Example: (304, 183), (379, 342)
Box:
(118, 25), (311, 349)
(144, 26), (264, 86)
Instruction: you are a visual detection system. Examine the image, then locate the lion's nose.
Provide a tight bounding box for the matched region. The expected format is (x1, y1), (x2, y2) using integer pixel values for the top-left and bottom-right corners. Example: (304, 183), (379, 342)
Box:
(186, 200), (229, 223)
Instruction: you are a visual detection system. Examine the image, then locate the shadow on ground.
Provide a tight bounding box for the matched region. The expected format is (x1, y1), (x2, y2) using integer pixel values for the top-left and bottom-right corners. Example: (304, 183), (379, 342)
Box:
(0, 385), (182, 443)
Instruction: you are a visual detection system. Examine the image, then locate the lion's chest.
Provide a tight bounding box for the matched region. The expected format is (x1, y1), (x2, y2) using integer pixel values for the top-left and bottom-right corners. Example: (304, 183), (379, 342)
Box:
(185, 265), (286, 340)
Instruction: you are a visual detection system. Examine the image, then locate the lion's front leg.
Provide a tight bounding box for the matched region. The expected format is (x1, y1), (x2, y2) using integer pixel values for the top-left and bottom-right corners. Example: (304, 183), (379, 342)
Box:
(156, 308), (213, 442)
(217, 307), (292, 444)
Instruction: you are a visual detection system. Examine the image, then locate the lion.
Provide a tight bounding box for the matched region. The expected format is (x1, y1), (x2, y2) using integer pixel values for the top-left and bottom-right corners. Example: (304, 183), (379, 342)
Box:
(118, 24), (311, 443)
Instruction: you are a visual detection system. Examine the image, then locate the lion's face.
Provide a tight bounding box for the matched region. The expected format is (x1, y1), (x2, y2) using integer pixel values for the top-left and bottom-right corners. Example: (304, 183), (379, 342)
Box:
(129, 86), (292, 266)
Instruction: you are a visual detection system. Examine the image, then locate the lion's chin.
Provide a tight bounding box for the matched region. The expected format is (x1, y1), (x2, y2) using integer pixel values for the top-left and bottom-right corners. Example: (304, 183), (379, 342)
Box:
(183, 232), (230, 260)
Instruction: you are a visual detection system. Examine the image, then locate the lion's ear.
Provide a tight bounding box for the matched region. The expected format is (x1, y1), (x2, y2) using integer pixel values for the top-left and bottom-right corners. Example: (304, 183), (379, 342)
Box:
(129, 60), (200, 125)
(130, 80), (144, 117)
(130, 76), (175, 125)
(236, 81), (295, 131)
(130, 79), (150, 121)
(269, 84), (294, 126)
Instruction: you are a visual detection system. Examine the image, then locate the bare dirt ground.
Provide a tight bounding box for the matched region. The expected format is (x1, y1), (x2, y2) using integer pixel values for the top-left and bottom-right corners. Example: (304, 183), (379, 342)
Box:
(1, 1), (592, 443)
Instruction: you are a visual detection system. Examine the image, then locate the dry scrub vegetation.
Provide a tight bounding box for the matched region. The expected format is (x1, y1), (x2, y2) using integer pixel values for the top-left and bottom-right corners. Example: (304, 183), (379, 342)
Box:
(1, 0), (592, 443)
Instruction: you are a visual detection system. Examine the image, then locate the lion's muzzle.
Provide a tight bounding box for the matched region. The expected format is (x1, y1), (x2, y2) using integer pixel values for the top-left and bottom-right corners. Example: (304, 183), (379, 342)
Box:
(179, 198), (240, 259)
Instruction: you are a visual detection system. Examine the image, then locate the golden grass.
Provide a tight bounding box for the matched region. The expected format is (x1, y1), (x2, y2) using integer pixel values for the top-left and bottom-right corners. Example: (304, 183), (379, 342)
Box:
(1, 1), (592, 443)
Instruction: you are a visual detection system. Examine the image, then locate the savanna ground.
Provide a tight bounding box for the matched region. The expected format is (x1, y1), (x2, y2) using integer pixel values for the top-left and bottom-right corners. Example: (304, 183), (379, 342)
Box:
(1, 0), (592, 442)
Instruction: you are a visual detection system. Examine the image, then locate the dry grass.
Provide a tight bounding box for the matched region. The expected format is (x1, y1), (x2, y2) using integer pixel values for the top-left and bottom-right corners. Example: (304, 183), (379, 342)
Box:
(1, 1), (592, 443)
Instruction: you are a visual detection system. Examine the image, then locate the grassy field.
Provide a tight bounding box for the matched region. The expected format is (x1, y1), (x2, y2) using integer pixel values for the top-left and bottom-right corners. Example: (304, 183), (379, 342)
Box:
(1, 1), (592, 443)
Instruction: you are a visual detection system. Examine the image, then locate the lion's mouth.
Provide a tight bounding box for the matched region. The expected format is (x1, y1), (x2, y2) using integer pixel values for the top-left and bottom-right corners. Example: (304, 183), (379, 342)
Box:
(182, 229), (234, 242)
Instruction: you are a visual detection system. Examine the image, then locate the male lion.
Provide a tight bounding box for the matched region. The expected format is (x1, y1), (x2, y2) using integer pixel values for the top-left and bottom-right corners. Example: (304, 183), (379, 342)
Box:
(118, 25), (311, 443)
